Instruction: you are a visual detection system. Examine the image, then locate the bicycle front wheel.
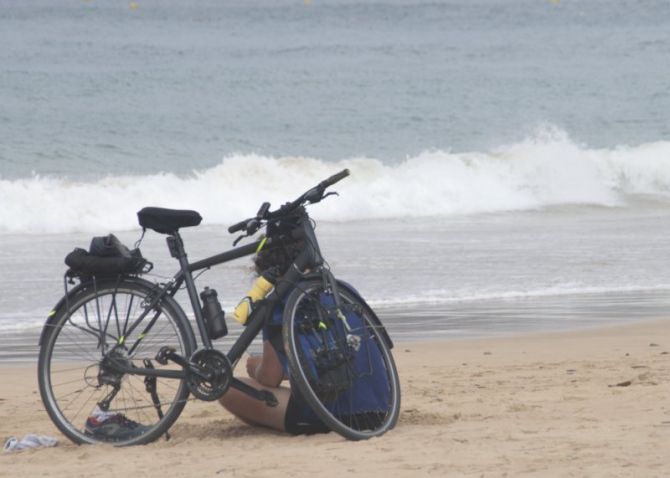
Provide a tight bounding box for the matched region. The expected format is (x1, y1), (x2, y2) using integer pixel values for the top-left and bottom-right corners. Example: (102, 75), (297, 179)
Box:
(282, 279), (401, 440)
(38, 278), (196, 446)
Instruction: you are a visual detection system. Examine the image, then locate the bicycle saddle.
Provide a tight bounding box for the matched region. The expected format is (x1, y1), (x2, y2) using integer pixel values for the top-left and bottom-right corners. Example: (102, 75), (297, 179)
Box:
(137, 207), (202, 234)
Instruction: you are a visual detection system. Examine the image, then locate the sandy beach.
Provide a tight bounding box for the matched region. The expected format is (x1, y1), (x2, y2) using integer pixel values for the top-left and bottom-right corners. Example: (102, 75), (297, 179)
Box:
(0, 319), (667, 477)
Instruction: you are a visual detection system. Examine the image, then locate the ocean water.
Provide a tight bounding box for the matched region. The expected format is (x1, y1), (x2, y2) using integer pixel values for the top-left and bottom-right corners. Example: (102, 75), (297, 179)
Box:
(2, 0), (670, 358)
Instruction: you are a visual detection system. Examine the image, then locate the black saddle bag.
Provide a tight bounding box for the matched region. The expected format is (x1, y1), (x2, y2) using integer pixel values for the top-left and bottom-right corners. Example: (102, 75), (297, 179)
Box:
(64, 234), (152, 278)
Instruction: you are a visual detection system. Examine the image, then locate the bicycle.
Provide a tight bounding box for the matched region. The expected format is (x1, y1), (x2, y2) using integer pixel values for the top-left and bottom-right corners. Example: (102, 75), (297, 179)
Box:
(37, 169), (401, 445)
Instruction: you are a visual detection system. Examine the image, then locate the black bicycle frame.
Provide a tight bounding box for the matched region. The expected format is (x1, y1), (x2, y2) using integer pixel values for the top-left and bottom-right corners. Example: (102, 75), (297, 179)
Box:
(113, 212), (326, 382)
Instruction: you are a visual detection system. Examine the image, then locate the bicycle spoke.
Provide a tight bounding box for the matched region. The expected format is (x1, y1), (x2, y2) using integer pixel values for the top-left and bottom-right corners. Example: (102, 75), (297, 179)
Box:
(39, 281), (193, 445)
(284, 280), (400, 440)
(57, 327), (101, 362)
(122, 378), (154, 425)
(105, 290), (122, 341)
(53, 385), (94, 406)
(51, 376), (93, 389)
(66, 385), (101, 423)
(121, 294), (135, 338)
(50, 364), (91, 375)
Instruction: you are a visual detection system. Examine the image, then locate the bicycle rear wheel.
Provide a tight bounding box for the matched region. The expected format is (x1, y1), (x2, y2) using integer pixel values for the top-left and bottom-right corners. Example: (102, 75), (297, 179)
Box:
(38, 278), (196, 446)
(282, 279), (400, 440)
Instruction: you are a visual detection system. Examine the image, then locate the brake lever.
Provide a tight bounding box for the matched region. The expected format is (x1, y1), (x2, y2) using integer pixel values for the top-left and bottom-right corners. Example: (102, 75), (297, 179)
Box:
(247, 219), (261, 235)
(233, 218), (262, 246)
(308, 190), (339, 204)
(302, 186), (323, 204)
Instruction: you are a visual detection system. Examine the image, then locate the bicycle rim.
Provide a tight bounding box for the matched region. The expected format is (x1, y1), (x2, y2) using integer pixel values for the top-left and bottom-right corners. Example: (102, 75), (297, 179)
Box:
(283, 280), (401, 440)
(38, 279), (195, 445)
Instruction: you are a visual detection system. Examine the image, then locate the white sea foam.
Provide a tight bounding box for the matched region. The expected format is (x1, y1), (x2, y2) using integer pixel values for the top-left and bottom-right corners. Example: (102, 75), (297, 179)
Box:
(3, 128), (670, 234)
(4, 283), (670, 333)
(366, 283), (670, 308)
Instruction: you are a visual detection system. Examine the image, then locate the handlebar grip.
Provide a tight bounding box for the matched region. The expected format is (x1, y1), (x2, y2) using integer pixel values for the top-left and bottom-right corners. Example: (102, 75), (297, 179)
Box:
(256, 201), (271, 219)
(321, 169), (350, 188)
(228, 219), (249, 234)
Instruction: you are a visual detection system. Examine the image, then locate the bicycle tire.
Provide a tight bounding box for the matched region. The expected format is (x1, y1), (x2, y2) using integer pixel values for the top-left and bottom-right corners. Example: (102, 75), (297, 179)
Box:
(38, 277), (196, 446)
(282, 279), (401, 440)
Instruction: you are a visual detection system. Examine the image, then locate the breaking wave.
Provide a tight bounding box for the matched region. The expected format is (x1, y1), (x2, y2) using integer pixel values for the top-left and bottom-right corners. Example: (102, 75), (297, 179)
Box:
(2, 127), (670, 234)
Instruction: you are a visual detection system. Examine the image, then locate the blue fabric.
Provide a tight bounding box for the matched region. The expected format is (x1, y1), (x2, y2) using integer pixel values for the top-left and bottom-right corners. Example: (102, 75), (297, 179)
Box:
(264, 287), (392, 420)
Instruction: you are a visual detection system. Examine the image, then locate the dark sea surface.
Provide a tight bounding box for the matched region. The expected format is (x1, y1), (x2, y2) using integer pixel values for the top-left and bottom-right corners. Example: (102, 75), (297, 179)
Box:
(2, 0), (670, 360)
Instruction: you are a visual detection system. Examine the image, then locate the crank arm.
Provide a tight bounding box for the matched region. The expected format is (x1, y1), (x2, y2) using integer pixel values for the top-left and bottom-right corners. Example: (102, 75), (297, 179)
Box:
(230, 378), (278, 407)
(155, 346), (212, 381)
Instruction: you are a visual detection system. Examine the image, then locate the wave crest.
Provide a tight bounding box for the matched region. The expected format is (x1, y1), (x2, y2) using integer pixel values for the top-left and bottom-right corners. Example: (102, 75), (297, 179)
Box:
(3, 128), (670, 234)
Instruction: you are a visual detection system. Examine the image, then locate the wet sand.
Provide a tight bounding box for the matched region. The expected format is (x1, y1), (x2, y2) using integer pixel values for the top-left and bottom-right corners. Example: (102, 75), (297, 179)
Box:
(6, 287), (670, 362)
(1, 318), (668, 477)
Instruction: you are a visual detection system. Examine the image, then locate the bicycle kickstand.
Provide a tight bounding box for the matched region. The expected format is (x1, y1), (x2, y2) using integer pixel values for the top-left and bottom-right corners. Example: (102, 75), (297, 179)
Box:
(143, 359), (170, 441)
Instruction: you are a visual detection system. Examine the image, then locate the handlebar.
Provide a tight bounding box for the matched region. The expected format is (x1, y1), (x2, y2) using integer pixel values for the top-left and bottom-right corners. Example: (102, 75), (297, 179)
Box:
(227, 218), (251, 234)
(227, 169), (350, 234)
(321, 169), (350, 189)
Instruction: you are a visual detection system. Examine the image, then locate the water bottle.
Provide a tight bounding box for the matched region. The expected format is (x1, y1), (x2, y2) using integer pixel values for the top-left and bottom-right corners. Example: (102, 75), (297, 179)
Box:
(232, 275), (274, 325)
(200, 287), (228, 339)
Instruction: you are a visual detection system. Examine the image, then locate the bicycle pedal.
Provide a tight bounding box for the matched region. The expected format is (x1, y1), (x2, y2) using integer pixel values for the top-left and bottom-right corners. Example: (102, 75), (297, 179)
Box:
(155, 346), (176, 365)
(260, 390), (278, 407)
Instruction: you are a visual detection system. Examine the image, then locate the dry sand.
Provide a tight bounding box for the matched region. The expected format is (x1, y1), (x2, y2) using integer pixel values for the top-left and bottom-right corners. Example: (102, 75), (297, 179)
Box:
(1, 319), (668, 477)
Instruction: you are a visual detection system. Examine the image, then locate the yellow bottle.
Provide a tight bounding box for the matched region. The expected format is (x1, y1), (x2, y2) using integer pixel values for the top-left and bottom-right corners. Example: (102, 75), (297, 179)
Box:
(233, 276), (274, 325)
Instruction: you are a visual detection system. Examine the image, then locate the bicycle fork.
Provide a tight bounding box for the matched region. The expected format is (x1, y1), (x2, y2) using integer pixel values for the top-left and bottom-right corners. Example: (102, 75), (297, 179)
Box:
(321, 270), (361, 352)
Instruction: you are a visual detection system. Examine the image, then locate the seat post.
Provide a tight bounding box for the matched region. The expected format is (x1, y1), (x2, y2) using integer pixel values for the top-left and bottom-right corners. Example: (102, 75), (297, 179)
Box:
(167, 230), (213, 349)
(166, 230), (185, 259)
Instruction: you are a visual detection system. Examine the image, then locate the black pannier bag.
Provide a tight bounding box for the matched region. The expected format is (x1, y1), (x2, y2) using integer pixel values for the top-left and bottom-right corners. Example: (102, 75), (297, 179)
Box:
(64, 234), (152, 278)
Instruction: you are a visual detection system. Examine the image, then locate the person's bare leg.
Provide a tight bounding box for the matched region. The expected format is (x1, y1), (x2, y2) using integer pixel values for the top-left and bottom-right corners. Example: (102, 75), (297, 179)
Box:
(219, 377), (291, 431)
(246, 354), (262, 378)
(249, 341), (286, 387)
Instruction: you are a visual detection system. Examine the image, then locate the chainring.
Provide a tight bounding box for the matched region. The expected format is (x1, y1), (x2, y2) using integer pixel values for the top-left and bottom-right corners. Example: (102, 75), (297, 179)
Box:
(186, 348), (232, 401)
